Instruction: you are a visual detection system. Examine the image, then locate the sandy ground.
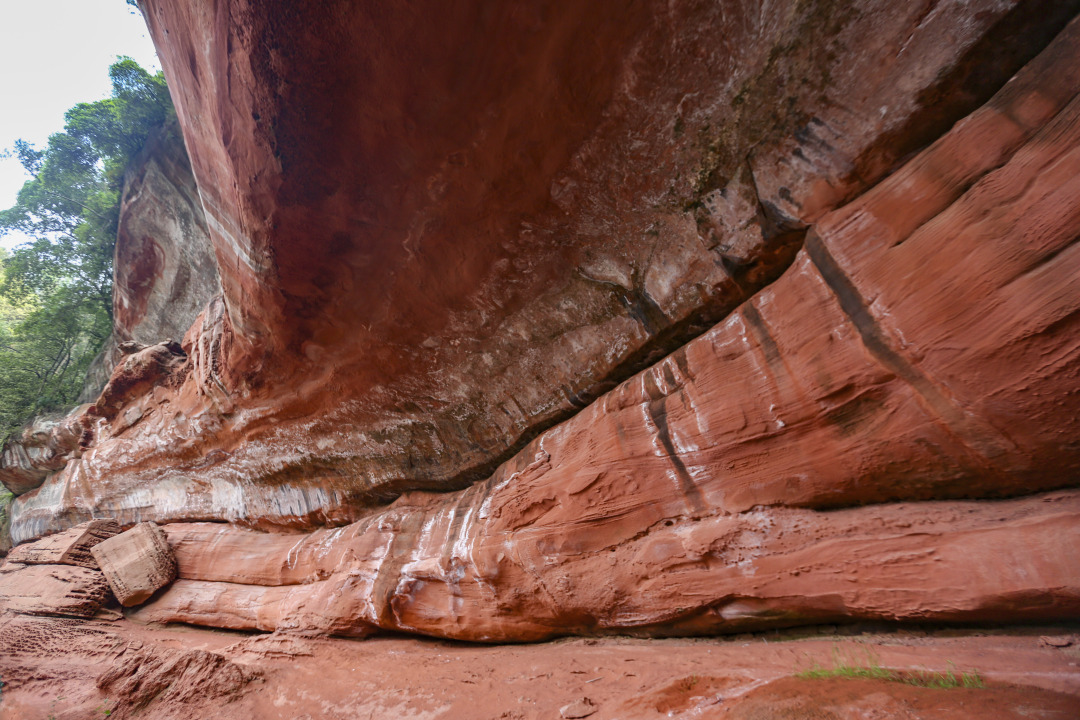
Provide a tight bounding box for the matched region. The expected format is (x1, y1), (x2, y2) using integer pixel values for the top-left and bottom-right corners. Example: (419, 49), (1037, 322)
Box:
(1, 616), (1078, 719)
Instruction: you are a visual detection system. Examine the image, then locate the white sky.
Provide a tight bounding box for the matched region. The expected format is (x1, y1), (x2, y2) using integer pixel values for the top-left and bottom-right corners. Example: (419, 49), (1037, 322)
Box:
(0, 0), (161, 250)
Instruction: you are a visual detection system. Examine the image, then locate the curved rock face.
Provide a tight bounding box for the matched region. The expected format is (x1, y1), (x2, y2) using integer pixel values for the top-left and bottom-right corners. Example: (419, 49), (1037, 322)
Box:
(5, 1), (1080, 641)
(10, 0), (1080, 538)
(0, 409), (85, 496)
(137, 490), (1080, 640)
(77, 120), (218, 404)
(125, 20), (1080, 638)
(113, 120), (219, 351)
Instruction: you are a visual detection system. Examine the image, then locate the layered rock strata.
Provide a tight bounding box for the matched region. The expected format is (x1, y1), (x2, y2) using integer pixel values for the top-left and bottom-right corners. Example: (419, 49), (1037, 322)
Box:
(96, 643), (256, 715)
(11, 0), (1080, 539)
(0, 408), (85, 496)
(0, 123), (216, 501)
(0, 614), (255, 720)
(2, 1), (1078, 645)
(91, 340), (188, 426)
(6, 519), (120, 568)
(0, 563), (110, 619)
(137, 491), (1080, 640)
(78, 119), (219, 403)
(130, 21), (1080, 640)
(112, 119), (219, 351)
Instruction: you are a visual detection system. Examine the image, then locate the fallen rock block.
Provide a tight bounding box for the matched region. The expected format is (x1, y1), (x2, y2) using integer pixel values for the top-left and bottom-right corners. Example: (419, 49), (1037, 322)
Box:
(0, 562), (110, 618)
(91, 522), (177, 606)
(7, 519), (120, 568)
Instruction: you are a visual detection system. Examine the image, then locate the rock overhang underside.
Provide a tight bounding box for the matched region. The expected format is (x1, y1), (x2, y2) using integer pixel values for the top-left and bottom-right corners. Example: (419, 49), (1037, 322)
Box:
(1, 0), (1080, 644)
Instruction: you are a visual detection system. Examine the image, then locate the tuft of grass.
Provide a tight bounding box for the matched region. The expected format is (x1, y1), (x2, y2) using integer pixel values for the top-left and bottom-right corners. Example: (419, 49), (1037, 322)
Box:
(903, 664), (984, 689)
(799, 662), (895, 682)
(797, 647), (984, 689)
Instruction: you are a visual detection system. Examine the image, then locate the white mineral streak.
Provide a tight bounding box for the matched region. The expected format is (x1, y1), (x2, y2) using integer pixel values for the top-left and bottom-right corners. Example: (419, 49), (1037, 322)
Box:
(201, 195), (269, 274)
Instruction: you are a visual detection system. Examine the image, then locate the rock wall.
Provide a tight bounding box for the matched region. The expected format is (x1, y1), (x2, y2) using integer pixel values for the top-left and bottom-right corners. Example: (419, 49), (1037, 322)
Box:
(4, 0), (1080, 641)
(11, 0), (1080, 540)
(137, 491), (1080, 640)
(0, 409), (85, 497)
(128, 21), (1080, 638)
(112, 119), (219, 351)
(78, 118), (219, 402)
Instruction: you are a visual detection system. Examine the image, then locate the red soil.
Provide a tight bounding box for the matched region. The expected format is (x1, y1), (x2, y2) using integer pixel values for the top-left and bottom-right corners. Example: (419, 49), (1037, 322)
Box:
(1, 616), (1076, 719)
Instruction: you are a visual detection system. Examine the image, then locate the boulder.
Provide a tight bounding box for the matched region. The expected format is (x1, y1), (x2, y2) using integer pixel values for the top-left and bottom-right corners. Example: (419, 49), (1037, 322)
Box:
(6, 519), (120, 568)
(0, 562), (111, 618)
(91, 522), (178, 607)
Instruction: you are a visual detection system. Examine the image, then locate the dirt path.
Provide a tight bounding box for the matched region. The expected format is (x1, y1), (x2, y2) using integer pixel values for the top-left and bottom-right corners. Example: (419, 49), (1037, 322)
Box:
(1, 617), (1077, 719)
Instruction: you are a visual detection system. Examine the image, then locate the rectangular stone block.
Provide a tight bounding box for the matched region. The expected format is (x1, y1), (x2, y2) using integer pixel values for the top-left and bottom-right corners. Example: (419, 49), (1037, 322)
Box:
(7, 519), (121, 568)
(0, 562), (110, 618)
(91, 521), (177, 606)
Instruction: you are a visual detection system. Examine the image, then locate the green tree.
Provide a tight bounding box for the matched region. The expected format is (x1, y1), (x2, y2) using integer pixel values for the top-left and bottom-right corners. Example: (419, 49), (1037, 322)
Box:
(0, 58), (173, 440)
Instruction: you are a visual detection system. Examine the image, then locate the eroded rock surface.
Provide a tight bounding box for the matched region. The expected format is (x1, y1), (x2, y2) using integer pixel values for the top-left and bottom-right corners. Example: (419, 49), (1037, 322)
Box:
(0, 563), (110, 618)
(0, 408), (86, 496)
(9, 0), (1079, 538)
(717, 676), (1080, 720)
(97, 643), (255, 718)
(1, 613), (1076, 720)
(76, 119), (220, 403)
(6, 519), (120, 568)
(138, 490), (1080, 640)
(123, 19), (1080, 640)
(113, 119), (219, 350)
(90, 340), (187, 425)
(3, 0), (1079, 648)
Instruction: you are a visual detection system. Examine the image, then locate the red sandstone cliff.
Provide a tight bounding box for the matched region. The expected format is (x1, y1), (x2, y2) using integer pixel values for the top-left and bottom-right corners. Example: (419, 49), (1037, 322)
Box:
(130, 17), (1080, 638)
(2, 0), (1079, 646)
(112, 119), (219, 351)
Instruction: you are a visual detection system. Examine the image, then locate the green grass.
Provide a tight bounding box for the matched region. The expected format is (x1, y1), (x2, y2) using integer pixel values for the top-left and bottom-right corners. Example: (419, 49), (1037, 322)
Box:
(797, 647), (984, 689)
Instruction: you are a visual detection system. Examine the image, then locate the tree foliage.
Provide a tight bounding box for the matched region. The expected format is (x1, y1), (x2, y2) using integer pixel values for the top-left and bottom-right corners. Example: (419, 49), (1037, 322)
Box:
(0, 58), (173, 440)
